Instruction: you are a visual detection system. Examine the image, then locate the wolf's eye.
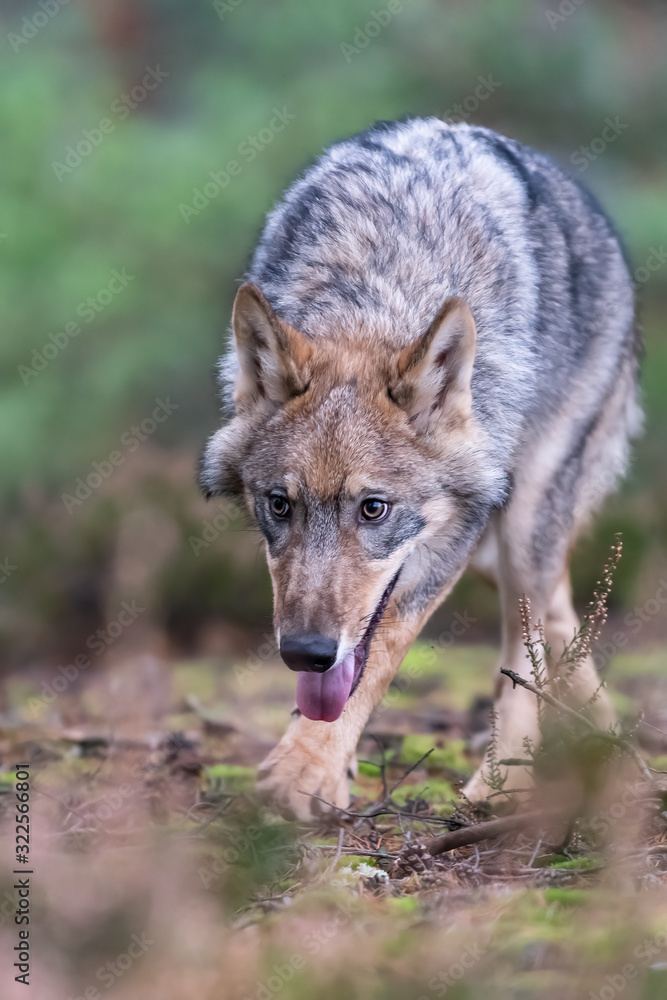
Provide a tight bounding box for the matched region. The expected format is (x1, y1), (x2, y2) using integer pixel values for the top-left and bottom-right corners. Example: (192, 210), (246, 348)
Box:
(360, 498), (390, 522)
(269, 493), (291, 519)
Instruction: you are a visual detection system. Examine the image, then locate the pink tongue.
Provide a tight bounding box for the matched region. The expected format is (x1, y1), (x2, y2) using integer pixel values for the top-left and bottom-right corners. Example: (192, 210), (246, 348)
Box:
(296, 651), (355, 722)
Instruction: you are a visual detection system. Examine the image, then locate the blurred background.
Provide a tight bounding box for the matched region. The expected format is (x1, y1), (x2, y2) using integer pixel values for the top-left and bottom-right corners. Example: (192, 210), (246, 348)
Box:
(2, 5), (667, 998)
(2, 0), (666, 675)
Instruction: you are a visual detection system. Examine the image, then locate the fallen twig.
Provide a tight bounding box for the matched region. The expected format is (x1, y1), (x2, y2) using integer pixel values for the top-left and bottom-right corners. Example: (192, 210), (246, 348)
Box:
(426, 808), (563, 856)
(299, 789), (453, 825)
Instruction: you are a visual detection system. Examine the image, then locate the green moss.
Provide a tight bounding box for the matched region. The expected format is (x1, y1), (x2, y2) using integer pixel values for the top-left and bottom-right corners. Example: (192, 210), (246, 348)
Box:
(398, 643), (497, 711)
(204, 764), (256, 791)
(358, 760), (383, 777)
(386, 897), (420, 915)
(400, 735), (473, 775)
(392, 779), (456, 814)
(544, 888), (590, 907)
(549, 856), (599, 870)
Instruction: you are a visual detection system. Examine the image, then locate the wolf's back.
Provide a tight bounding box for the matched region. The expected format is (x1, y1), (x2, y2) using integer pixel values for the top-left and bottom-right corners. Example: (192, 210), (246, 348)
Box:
(230, 118), (639, 466)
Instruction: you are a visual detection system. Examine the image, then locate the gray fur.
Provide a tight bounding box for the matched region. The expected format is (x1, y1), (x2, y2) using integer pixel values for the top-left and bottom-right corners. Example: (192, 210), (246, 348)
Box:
(234, 121), (638, 406)
(209, 118), (641, 600)
(201, 119), (644, 813)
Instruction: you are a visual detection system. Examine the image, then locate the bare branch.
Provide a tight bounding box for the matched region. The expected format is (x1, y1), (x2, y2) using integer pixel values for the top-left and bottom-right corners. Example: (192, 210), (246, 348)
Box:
(427, 808), (564, 856)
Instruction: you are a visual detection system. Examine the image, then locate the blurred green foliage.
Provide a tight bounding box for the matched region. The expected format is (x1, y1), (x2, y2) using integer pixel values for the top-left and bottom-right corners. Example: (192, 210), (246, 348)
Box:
(1, 0), (666, 654)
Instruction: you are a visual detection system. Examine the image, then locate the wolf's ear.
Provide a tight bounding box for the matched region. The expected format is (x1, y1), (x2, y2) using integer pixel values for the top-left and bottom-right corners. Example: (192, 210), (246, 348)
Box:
(232, 282), (312, 412)
(390, 296), (476, 433)
(198, 419), (249, 500)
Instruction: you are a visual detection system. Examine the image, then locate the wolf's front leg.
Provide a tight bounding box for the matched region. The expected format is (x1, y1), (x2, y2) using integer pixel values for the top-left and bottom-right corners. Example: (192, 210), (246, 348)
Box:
(256, 596), (436, 820)
(256, 546), (470, 820)
(256, 710), (363, 820)
(256, 622), (412, 820)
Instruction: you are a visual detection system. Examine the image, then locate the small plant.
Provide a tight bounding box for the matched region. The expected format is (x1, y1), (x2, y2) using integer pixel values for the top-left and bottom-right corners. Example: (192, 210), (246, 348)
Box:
(484, 535), (652, 799)
(484, 709), (509, 795)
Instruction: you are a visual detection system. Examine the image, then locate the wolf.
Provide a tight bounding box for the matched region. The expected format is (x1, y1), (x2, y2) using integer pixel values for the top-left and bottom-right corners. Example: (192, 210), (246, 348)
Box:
(200, 118), (642, 819)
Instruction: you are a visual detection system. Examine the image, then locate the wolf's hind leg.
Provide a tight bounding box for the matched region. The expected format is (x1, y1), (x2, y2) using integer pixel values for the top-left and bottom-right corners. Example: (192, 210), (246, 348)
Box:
(544, 572), (615, 728)
(463, 516), (545, 804)
(464, 496), (617, 805)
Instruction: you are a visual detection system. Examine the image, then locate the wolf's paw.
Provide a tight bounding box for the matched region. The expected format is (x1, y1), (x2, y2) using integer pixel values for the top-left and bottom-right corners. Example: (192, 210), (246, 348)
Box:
(463, 762), (533, 807)
(256, 739), (355, 821)
(461, 768), (496, 805)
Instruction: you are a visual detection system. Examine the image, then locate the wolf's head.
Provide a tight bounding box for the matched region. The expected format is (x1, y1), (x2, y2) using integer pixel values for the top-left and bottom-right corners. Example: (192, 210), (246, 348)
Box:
(201, 283), (501, 722)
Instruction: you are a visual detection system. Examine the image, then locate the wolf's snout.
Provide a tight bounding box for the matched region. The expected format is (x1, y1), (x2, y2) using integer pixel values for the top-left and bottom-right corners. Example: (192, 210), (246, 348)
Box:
(280, 634), (338, 673)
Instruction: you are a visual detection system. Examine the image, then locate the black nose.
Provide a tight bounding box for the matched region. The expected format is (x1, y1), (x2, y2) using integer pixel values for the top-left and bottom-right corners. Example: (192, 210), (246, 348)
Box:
(280, 633), (338, 672)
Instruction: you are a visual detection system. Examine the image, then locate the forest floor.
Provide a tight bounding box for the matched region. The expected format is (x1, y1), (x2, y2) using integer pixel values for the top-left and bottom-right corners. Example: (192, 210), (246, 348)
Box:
(2, 638), (667, 1000)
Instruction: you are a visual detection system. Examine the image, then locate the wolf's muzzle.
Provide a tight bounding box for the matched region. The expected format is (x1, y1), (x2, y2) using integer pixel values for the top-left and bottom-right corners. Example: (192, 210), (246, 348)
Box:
(280, 633), (338, 673)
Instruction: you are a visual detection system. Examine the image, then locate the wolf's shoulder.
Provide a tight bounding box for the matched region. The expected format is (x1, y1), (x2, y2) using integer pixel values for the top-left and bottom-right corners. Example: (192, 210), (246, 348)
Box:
(251, 117), (615, 269)
(339, 118), (611, 217)
(247, 117), (629, 353)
